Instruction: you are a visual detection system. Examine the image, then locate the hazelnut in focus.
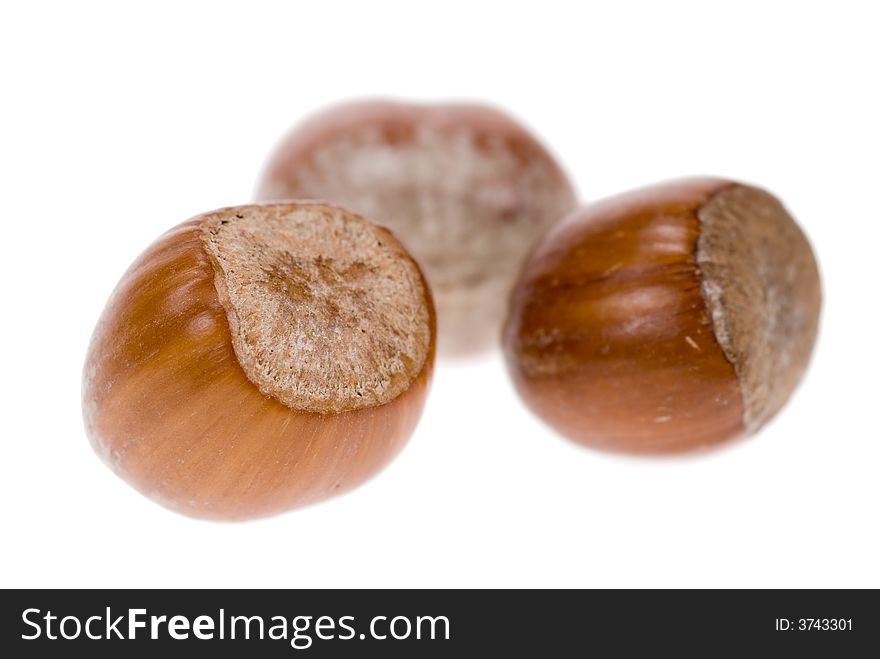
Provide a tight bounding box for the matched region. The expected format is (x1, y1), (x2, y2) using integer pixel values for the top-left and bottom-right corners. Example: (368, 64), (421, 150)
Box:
(502, 178), (821, 454)
(254, 99), (578, 355)
(83, 202), (436, 520)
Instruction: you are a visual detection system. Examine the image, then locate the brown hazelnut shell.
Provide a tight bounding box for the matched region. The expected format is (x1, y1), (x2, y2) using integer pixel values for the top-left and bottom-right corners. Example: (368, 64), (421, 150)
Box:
(83, 202), (435, 520)
(503, 178), (821, 454)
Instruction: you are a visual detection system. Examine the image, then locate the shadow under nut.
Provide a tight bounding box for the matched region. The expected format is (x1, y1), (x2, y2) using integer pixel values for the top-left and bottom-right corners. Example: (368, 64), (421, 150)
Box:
(255, 100), (578, 355)
(83, 202), (436, 520)
(503, 178), (821, 454)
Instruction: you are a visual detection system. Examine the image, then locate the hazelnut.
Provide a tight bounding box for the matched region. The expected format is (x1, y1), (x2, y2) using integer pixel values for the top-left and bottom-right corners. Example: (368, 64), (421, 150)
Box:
(83, 202), (435, 519)
(503, 178), (821, 454)
(254, 100), (577, 355)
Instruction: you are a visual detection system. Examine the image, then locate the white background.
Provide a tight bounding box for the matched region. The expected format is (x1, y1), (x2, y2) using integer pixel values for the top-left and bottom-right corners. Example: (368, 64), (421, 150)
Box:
(2, 1), (878, 588)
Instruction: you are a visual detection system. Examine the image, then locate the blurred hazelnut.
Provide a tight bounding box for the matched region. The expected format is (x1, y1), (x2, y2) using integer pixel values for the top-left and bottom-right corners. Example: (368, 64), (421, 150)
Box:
(255, 100), (577, 355)
(503, 178), (821, 454)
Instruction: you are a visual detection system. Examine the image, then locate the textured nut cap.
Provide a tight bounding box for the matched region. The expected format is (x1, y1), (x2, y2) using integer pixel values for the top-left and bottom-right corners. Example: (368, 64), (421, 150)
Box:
(697, 184), (822, 433)
(202, 202), (431, 413)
